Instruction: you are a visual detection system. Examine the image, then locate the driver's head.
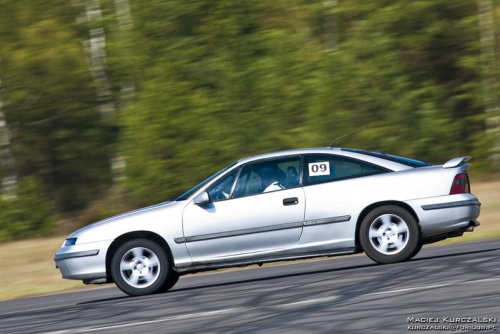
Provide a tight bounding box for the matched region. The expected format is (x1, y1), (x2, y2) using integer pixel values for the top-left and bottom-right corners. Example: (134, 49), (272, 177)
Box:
(258, 164), (281, 187)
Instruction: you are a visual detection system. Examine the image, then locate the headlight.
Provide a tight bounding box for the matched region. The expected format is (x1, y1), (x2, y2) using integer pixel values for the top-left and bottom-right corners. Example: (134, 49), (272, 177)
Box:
(62, 238), (77, 247)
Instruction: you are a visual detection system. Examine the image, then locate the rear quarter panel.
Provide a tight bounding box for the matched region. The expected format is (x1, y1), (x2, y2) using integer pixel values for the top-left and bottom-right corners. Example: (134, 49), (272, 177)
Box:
(300, 165), (463, 247)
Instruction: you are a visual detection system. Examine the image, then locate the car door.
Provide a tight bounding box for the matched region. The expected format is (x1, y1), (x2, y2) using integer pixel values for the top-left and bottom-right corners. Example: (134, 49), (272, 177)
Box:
(182, 156), (305, 262)
(300, 153), (388, 248)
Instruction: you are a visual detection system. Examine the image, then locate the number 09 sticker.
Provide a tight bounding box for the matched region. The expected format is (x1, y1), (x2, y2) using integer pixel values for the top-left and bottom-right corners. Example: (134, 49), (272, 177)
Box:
(308, 162), (330, 176)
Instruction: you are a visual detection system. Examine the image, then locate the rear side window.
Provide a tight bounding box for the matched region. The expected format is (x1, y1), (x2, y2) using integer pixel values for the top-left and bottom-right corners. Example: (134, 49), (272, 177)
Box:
(341, 148), (430, 168)
(304, 154), (387, 185)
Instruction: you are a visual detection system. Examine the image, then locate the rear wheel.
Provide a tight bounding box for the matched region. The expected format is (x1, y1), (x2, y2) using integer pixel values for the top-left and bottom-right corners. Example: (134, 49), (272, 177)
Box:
(111, 239), (176, 296)
(360, 205), (420, 264)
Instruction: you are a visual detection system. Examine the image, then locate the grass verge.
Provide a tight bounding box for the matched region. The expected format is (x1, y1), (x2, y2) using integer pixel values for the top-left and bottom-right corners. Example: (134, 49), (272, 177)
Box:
(0, 237), (97, 301)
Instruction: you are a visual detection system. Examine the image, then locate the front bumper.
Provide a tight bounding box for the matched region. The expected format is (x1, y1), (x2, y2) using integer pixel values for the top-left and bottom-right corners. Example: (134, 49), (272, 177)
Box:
(405, 193), (481, 237)
(54, 239), (112, 281)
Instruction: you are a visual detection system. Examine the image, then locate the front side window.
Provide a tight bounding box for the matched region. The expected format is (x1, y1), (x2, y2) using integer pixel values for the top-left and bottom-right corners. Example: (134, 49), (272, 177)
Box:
(207, 169), (239, 201)
(176, 162), (238, 201)
(304, 154), (387, 185)
(233, 157), (301, 198)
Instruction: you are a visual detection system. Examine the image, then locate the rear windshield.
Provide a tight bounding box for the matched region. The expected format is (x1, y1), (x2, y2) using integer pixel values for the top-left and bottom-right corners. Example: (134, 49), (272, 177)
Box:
(341, 148), (431, 168)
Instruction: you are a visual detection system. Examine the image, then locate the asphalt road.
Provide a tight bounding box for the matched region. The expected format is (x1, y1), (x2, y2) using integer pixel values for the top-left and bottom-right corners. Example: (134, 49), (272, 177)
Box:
(1, 239), (499, 334)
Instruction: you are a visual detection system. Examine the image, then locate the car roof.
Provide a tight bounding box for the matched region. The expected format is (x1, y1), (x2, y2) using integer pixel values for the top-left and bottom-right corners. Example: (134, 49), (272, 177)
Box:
(236, 147), (414, 172)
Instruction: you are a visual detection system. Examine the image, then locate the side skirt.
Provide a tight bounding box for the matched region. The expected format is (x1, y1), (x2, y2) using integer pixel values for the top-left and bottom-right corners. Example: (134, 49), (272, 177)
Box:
(175, 247), (358, 274)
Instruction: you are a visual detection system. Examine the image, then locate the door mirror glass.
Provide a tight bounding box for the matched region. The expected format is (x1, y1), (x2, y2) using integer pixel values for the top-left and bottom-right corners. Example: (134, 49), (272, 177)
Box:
(193, 191), (210, 205)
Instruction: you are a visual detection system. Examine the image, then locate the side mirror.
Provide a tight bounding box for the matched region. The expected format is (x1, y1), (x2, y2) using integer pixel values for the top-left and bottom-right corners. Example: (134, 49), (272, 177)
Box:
(193, 191), (210, 205)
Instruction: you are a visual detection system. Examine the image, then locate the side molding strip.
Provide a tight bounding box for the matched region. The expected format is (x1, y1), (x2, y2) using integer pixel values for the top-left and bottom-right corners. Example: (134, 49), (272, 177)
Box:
(421, 200), (481, 211)
(303, 215), (351, 226)
(174, 215), (351, 244)
(54, 250), (100, 261)
(174, 221), (303, 244)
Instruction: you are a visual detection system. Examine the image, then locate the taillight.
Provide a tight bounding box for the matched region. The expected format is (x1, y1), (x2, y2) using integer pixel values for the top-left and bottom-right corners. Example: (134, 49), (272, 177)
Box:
(450, 173), (470, 195)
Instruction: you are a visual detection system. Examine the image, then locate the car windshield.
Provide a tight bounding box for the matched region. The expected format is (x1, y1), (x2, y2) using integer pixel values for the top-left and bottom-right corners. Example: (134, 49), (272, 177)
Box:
(175, 162), (238, 201)
(341, 148), (431, 168)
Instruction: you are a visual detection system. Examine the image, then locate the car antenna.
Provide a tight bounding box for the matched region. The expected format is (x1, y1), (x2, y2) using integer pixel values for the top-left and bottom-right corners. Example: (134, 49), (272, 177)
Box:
(328, 125), (367, 148)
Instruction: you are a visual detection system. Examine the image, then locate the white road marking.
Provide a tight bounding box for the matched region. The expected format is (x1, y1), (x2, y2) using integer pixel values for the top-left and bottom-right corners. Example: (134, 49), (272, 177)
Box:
(41, 297), (340, 334)
(34, 276), (500, 334)
(0, 305), (62, 317)
(366, 283), (452, 296)
(277, 296), (339, 307)
(83, 308), (246, 333)
(473, 276), (500, 283)
(366, 276), (500, 296)
(42, 308), (247, 334)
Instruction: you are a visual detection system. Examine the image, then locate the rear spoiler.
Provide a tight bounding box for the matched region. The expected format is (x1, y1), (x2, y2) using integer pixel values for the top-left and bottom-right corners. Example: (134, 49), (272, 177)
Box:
(443, 156), (471, 169)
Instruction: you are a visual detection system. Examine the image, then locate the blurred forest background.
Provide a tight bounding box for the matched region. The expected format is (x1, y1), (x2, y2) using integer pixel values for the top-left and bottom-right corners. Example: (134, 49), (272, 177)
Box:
(0, 0), (499, 243)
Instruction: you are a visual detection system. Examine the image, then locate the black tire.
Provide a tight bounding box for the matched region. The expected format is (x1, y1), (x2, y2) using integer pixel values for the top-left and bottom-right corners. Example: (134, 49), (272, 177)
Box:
(111, 238), (174, 296)
(359, 205), (420, 264)
(161, 271), (180, 292)
(409, 242), (423, 260)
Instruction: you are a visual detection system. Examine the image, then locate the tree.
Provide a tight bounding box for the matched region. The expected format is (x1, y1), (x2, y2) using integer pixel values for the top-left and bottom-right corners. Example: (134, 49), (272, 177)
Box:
(118, 0), (316, 203)
(306, 0), (489, 165)
(0, 1), (116, 211)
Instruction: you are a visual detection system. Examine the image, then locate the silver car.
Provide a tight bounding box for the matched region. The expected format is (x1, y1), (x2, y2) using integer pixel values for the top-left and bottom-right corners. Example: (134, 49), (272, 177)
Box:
(55, 148), (481, 296)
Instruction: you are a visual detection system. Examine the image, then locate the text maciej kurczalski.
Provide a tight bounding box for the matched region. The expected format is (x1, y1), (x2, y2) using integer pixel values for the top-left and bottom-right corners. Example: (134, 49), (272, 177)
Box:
(407, 317), (497, 324)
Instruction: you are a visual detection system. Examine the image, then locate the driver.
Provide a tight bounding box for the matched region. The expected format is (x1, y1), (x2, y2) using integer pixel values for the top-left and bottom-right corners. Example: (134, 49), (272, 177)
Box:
(258, 165), (285, 193)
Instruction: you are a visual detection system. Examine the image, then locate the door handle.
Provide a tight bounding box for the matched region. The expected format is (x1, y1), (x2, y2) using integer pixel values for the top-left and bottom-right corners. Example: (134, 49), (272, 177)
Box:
(283, 197), (299, 206)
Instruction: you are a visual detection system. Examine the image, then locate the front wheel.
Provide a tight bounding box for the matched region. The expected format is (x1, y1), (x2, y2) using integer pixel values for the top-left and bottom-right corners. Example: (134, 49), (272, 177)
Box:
(161, 271), (180, 292)
(111, 239), (175, 296)
(359, 205), (420, 264)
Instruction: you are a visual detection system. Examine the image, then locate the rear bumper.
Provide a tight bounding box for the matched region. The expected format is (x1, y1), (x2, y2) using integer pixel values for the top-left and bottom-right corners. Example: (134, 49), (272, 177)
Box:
(405, 194), (481, 237)
(54, 239), (112, 281)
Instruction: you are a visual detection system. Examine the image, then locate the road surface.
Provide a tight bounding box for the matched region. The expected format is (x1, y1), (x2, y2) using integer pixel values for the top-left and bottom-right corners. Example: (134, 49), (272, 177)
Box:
(1, 239), (499, 333)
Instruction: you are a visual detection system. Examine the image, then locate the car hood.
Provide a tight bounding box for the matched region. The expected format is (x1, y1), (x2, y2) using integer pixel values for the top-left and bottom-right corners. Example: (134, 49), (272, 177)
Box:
(68, 200), (181, 243)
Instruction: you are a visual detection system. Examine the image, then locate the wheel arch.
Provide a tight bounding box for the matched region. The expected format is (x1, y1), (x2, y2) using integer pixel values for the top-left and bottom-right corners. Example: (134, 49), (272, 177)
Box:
(354, 201), (421, 251)
(105, 231), (174, 282)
